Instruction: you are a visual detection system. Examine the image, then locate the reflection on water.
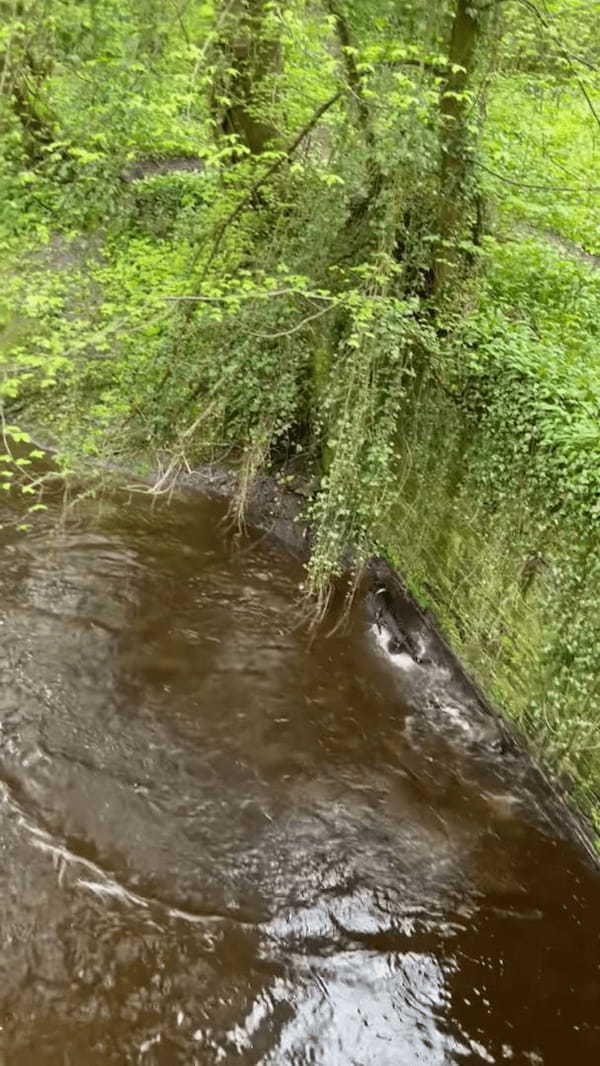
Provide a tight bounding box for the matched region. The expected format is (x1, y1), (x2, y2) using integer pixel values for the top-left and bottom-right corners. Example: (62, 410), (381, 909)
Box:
(0, 489), (598, 1065)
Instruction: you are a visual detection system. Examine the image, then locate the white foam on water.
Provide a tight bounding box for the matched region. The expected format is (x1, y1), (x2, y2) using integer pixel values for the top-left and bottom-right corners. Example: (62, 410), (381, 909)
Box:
(6, 799), (227, 928)
(437, 703), (474, 736)
(77, 879), (148, 906)
(371, 623), (419, 670)
(139, 1033), (162, 1054)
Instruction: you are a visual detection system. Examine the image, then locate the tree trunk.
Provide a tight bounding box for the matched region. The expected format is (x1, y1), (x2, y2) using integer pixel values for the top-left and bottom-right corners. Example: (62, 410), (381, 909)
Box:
(0, 2), (56, 162)
(325, 0), (387, 268)
(433, 0), (487, 298)
(10, 57), (55, 160)
(325, 0), (374, 153)
(211, 0), (282, 156)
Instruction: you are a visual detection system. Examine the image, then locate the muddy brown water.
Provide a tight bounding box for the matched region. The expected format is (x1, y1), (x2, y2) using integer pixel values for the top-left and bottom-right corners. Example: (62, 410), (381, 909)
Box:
(0, 486), (598, 1066)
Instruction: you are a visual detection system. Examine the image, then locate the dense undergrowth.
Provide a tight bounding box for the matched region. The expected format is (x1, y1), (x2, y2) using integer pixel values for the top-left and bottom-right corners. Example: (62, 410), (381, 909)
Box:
(1, 0), (600, 830)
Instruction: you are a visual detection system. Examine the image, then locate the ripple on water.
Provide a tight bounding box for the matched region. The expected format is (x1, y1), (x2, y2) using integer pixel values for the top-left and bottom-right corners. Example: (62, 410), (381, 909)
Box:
(0, 489), (598, 1064)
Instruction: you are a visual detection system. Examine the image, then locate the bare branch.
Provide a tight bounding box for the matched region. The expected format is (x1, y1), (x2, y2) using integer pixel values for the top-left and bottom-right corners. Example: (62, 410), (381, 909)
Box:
(476, 160), (600, 193)
(516, 0), (600, 130)
(247, 302), (336, 339)
(189, 89), (343, 279)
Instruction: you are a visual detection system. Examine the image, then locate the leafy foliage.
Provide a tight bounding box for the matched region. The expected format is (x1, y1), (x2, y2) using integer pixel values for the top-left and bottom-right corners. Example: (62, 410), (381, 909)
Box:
(2, 0), (600, 823)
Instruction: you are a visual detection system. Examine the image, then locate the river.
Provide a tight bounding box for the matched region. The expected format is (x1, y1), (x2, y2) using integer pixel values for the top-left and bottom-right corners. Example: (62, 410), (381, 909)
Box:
(0, 483), (598, 1064)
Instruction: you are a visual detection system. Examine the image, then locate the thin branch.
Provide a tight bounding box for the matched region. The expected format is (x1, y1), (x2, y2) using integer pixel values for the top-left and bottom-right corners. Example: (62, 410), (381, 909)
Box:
(164, 0), (192, 45)
(162, 287), (336, 303)
(247, 302), (336, 339)
(325, 0), (374, 148)
(516, 0), (600, 130)
(476, 160), (600, 193)
(389, 57), (448, 79)
(190, 90), (343, 279)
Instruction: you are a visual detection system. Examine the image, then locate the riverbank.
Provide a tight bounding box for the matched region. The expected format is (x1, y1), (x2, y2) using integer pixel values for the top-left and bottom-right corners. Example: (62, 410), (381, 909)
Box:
(2, 214), (600, 841)
(2, 7), (600, 838)
(177, 462), (600, 862)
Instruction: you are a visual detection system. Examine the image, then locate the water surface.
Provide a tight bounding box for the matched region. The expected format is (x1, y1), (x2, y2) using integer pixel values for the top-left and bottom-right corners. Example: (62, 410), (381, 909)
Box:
(0, 487), (598, 1064)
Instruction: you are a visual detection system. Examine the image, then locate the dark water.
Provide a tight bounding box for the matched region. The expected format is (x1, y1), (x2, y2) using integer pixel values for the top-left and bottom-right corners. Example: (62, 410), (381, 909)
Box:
(0, 486), (598, 1066)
